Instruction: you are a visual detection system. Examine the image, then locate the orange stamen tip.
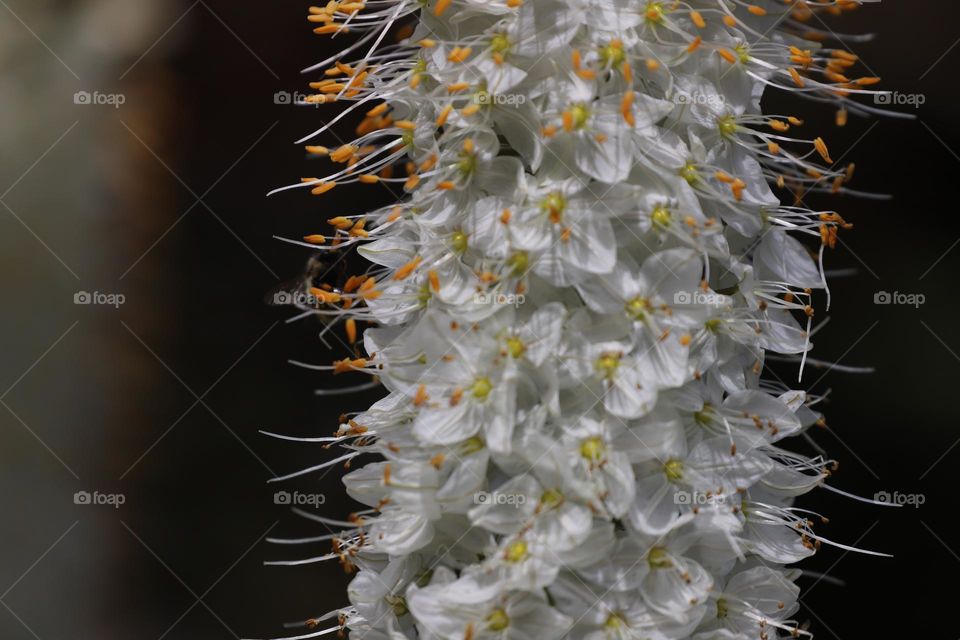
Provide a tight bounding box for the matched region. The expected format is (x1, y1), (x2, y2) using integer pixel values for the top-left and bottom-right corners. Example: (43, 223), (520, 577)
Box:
(413, 384), (428, 406)
(394, 256), (422, 280)
(436, 104), (453, 127)
(718, 48), (737, 65)
(311, 181), (337, 195)
(328, 216), (353, 229)
(309, 287), (342, 304)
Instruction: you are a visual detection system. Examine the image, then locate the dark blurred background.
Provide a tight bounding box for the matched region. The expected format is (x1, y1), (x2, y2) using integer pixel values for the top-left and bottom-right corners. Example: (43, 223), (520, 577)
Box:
(0, 1), (956, 638)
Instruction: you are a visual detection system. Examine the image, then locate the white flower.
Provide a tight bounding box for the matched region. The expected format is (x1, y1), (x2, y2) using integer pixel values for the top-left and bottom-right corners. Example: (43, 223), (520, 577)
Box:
(268, 1), (894, 638)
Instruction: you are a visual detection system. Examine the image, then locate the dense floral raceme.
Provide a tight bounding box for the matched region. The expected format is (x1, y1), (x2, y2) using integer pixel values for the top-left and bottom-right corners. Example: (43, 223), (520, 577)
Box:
(269, 1), (889, 638)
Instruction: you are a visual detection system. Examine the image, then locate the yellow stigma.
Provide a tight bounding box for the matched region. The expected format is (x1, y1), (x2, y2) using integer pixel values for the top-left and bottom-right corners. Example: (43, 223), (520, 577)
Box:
(569, 104), (591, 130)
(457, 151), (477, 176)
(387, 595), (408, 616)
(716, 598), (729, 618)
(599, 40), (625, 68)
(604, 612), (626, 630)
(507, 250), (529, 276)
(417, 284), (432, 305)
(734, 43), (750, 64)
(541, 192), (567, 222)
(626, 296), (649, 320)
(461, 436), (486, 454)
(580, 436), (606, 462)
(718, 114), (738, 138)
(506, 336), (525, 358)
(648, 546), (674, 569)
(471, 376), (493, 399)
(693, 404), (713, 426)
(486, 608), (510, 631)
(651, 205), (672, 228)
(680, 162), (699, 185)
(645, 1), (665, 23)
(539, 488), (564, 511)
(595, 352), (621, 379)
(451, 230), (468, 253)
(490, 33), (511, 54)
(505, 539), (528, 563)
(664, 458), (684, 481)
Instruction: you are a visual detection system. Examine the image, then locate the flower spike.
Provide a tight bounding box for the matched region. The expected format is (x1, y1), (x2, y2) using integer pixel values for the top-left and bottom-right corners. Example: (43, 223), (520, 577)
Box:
(263, 1), (897, 639)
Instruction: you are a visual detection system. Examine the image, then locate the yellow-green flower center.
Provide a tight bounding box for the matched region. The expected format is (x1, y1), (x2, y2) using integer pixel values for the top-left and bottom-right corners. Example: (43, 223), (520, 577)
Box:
(417, 284), (432, 305)
(487, 608), (510, 631)
(505, 539), (528, 563)
(694, 404), (713, 426)
(718, 114), (739, 138)
(604, 612), (626, 629)
(539, 488), (564, 511)
(570, 104), (591, 129)
(648, 546), (674, 569)
(415, 569), (434, 587)
(461, 436), (486, 454)
(507, 250), (529, 276)
(472, 376), (493, 399)
(716, 598), (729, 618)
(457, 152), (477, 177)
(626, 296), (650, 320)
(595, 352), (621, 379)
(490, 34), (511, 54)
(387, 595), (408, 616)
(451, 230), (468, 253)
(541, 192), (567, 222)
(506, 336), (525, 358)
(401, 129), (415, 150)
(734, 43), (750, 64)
(645, 1), (665, 23)
(599, 41), (625, 67)
(580, 436), (606, 462)
(651, 205), (672, 228)
(664, 458), (684, 482)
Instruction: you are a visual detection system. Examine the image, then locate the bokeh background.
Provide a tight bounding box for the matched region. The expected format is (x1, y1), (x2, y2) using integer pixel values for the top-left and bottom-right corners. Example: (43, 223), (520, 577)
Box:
(0, 1), (956, 638)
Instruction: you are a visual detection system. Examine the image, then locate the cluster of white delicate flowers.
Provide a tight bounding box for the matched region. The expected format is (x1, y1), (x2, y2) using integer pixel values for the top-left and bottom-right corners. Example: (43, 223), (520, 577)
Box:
(267, 1), (889, 638)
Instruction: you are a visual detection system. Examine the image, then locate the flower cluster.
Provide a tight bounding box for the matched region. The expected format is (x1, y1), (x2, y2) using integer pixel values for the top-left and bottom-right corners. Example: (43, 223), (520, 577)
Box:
(270, 1), (886, 638)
